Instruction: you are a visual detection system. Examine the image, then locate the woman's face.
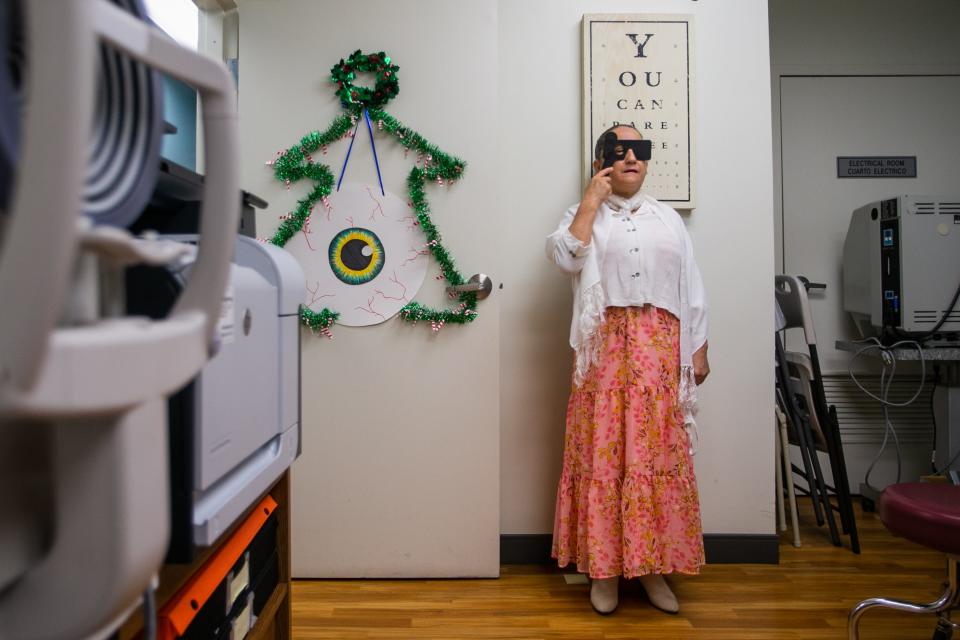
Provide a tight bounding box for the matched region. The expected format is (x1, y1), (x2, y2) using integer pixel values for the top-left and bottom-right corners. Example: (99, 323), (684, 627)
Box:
(593, 127), (648, 197)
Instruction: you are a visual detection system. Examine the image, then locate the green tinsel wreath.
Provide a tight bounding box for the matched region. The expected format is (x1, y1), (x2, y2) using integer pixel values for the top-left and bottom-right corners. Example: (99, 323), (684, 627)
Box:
(330, 50), (400, 111)
(269, 50), (477, 335)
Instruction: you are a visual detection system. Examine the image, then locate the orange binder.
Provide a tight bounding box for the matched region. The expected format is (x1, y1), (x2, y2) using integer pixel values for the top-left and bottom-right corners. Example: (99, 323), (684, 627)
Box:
(157, 495), (278, 640)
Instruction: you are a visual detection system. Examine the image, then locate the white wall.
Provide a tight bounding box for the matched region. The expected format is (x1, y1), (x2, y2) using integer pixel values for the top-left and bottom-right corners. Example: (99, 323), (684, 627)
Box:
(499, 0), (776, 535)
(235, 0), (776, 547)
(769, 0), (960, 270)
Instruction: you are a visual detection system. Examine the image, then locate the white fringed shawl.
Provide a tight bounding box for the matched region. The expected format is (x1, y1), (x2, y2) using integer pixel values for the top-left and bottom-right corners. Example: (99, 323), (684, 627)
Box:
(546, 192), (708, 440)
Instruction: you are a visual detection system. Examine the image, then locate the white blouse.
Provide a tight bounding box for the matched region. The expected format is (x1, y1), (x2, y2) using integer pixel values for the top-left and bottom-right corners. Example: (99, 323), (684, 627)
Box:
(550, 200), (682, 319)
(546, 193), (708, 449)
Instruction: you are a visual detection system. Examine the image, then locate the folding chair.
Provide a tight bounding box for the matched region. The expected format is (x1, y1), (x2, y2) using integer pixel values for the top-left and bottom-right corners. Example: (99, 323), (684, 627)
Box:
(776, 275), (861, 553)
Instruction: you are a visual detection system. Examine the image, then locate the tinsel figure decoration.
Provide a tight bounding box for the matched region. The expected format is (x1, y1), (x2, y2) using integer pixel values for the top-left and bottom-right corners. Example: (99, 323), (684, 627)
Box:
(267, 50), (477, 335)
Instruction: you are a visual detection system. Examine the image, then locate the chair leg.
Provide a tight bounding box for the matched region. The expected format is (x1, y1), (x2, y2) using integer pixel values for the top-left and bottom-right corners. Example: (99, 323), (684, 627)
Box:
(932, 617), (956, 640)
(778, 409), (801, 547)
(827, 403), (860, 553)
(775, 421), (786, 532)
(796, 427), (827, 527)
(849, 557), (959, 640)
(808, 345), (860, 552)
(800, 413), (842, 546)
(776, 340), (833, 535)
(776, 338), (828, 528)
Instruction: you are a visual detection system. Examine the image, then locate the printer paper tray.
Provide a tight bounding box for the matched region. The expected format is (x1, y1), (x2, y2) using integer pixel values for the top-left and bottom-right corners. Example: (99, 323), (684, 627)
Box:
(192, 423), (298, 547)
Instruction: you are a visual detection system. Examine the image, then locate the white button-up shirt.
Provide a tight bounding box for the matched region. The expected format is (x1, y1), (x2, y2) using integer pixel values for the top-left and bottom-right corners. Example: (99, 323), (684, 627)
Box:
(552, 200), (682, 320)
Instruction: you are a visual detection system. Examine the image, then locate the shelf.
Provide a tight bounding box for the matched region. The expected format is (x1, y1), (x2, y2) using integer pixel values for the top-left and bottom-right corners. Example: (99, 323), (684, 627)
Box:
(118, 470), (291, 639)
(247, 582), (289, 640)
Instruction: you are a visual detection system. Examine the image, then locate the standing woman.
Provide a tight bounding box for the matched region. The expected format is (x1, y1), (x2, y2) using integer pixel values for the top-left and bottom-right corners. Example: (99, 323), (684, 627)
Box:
(546, 125), (709, 615)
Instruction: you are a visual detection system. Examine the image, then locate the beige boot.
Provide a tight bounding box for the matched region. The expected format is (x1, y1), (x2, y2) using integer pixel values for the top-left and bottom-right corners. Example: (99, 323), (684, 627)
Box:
(639, 574), (679, 613)
(590, 576), (619, 614)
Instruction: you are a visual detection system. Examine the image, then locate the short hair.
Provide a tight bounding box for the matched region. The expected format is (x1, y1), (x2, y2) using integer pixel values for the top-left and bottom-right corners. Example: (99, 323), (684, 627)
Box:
(593, 124), (643, 161)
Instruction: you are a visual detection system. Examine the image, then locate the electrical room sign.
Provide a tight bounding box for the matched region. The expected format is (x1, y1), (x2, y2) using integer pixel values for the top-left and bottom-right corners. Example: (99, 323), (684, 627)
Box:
(837, 156), (918, 178)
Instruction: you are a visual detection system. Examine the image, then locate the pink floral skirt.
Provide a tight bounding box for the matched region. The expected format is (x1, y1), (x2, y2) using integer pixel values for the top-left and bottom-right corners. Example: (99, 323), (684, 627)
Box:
(552, 305), (704, 579)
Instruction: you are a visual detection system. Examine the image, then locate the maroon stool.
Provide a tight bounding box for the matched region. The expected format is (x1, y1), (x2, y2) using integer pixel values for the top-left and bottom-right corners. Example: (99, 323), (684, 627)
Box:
(849, 483), (960, 640)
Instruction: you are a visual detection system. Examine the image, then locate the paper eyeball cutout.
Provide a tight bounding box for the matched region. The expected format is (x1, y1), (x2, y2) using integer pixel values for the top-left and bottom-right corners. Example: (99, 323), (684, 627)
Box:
(283, 183), (428, 326)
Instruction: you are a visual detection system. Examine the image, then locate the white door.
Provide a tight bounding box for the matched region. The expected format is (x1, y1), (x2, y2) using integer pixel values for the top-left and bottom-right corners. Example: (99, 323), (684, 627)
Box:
(238, 0), (499, 577)
(779, 75), (960, 488)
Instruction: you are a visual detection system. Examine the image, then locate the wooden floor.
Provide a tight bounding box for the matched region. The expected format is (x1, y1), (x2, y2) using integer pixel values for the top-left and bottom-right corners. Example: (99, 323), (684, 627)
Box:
(291, 499), (950, 639)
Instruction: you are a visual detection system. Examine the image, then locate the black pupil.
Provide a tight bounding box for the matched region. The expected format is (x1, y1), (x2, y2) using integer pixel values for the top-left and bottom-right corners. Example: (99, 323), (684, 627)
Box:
(341, 238), (372, 271)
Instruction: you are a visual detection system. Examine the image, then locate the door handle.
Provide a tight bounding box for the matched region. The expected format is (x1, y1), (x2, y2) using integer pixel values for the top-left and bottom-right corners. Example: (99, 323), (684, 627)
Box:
(446, 273), (493, 300)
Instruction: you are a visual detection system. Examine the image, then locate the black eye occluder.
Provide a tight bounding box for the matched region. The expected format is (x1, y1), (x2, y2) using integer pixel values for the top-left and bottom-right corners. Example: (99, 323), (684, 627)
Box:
(601, 133), (652, 168)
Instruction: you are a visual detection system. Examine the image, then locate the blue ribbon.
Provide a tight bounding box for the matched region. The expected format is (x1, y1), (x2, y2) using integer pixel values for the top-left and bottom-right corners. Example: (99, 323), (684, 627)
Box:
(336, 114), (363, 191)
(364, 109), (385, 196)
(336, 108), (386, 196)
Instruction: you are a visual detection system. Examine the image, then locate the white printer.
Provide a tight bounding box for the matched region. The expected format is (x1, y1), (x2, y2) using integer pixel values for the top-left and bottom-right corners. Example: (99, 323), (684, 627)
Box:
(127, 162), (304, 561)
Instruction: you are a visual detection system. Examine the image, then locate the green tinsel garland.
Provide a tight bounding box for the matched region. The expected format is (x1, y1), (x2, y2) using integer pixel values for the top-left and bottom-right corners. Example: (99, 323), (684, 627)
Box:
(268, 52), (477, 334)
(269, 113), (352, 247)
(300, 307), (339, 333)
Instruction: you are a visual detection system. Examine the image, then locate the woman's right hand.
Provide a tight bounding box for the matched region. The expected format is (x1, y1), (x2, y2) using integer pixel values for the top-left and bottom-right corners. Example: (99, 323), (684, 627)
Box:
(569, 167), (613, 243)
(583, 167), (613, 206)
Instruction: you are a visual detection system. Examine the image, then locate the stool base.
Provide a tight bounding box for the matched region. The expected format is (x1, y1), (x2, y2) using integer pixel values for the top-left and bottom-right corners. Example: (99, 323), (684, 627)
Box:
(849, 557), (959, 640)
